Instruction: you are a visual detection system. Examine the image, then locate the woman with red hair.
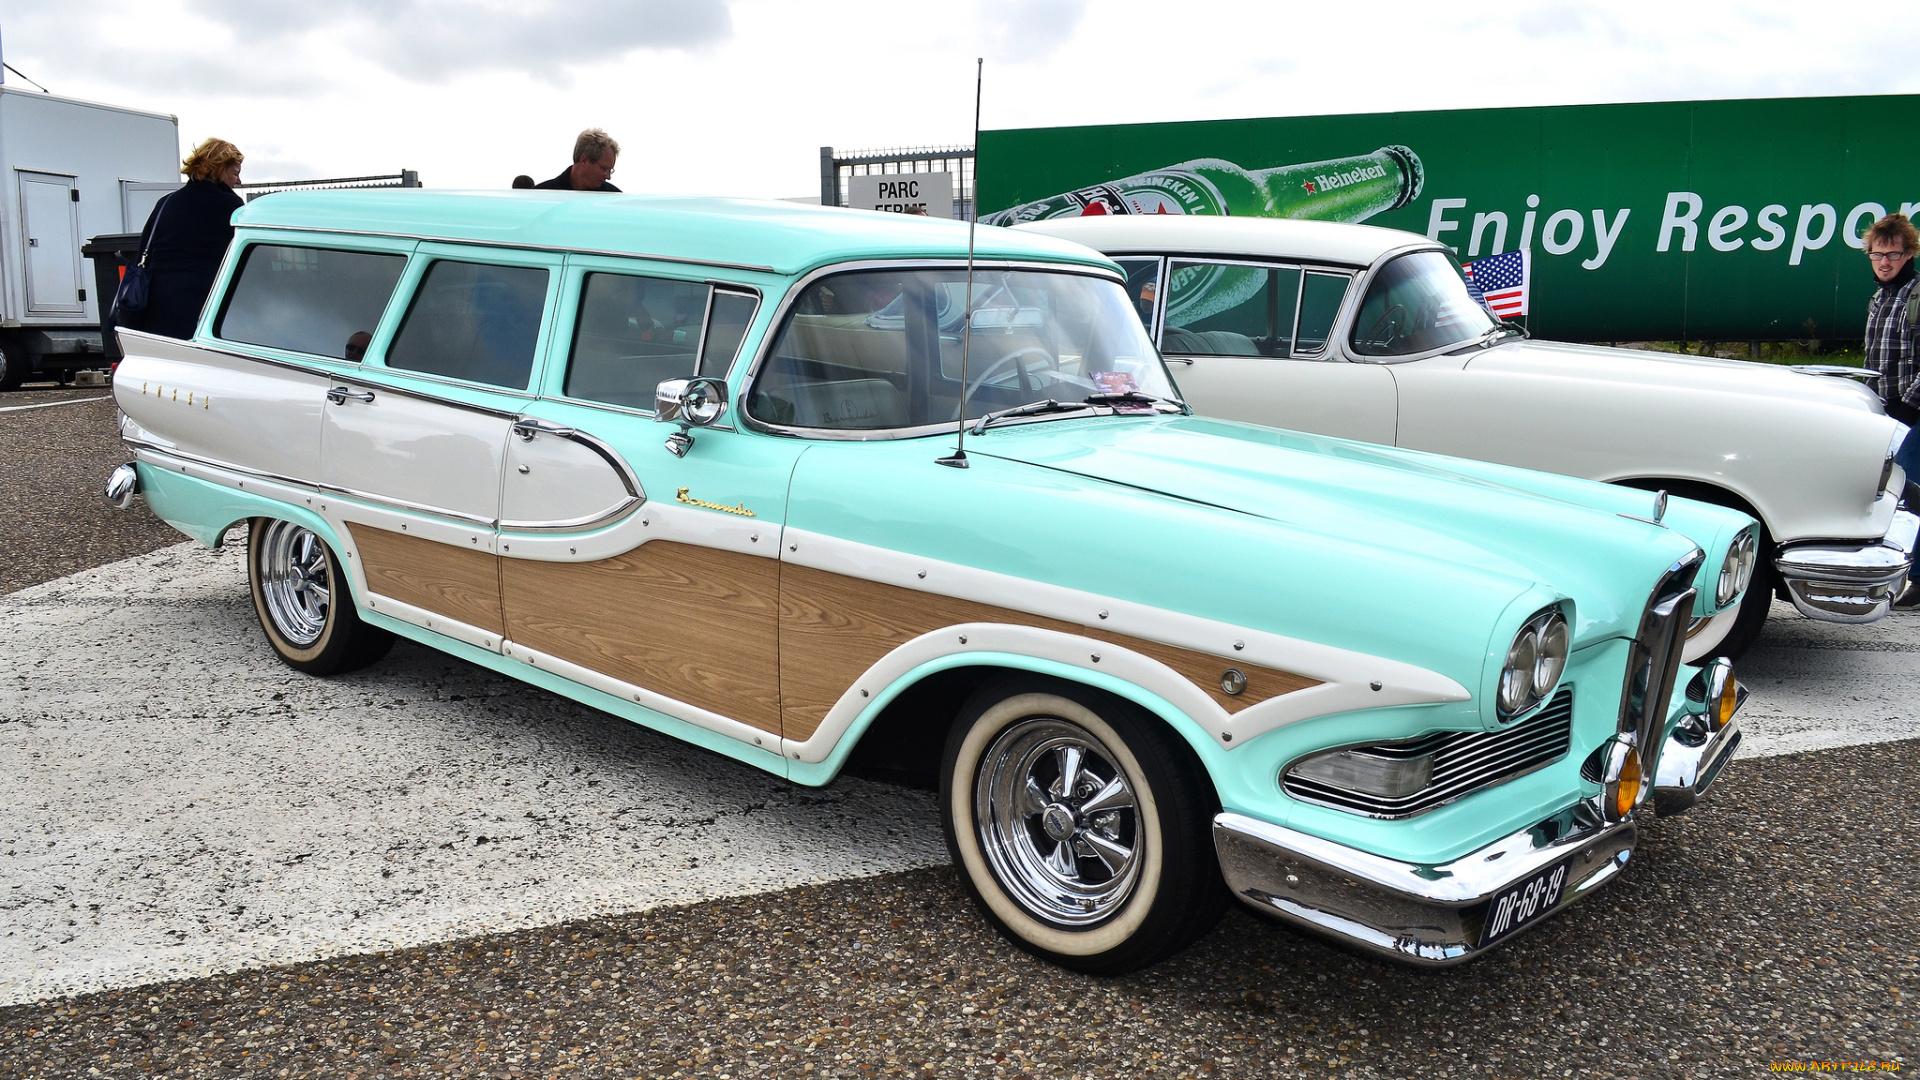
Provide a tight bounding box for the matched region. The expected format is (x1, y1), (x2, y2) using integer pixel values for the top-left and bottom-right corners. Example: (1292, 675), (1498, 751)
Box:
(124, 137), (246, 339)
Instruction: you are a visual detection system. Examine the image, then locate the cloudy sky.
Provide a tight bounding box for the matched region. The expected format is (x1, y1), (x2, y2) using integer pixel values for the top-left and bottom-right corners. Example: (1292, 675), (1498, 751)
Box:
(0, 0), (1911, 199)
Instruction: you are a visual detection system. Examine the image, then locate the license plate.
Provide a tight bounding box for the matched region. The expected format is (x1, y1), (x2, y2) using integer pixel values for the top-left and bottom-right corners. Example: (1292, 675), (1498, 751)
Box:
(1479, 857), (1573, 948)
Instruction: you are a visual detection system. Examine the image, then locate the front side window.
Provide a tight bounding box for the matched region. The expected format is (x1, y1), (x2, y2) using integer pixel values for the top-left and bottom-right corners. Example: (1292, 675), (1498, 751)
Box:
(1350, 250), (1497, 357)
(1162, 261), (1301, 358)
(565, 272), (712, 408)
(747, 268), (1174, 432)
(387, 261), (550, 389)
(216, 244), (406, 360)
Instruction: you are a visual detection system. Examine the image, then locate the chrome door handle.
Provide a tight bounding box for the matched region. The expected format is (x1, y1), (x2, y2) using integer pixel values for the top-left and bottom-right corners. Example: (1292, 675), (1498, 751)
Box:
(327, 386), (375, 405)
(513, 418), (577, 441)
(1163, 356), (1194, 366)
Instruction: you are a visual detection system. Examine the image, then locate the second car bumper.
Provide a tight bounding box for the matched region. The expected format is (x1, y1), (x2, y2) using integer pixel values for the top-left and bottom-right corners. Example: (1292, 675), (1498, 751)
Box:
(1774, 509), (1918, 623)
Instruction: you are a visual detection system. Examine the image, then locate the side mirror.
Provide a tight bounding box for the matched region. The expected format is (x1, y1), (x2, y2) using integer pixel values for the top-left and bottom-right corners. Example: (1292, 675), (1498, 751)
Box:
(655, 377), (729, 427)
(655, 377), (729, 457)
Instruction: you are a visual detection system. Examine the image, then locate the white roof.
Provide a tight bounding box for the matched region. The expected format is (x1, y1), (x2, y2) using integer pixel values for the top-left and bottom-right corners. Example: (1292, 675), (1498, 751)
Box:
(1011, 214), (1433, 268)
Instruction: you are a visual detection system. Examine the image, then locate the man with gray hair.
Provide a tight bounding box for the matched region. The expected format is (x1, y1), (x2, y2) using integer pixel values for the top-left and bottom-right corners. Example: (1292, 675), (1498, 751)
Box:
(535, 128), (621, 192)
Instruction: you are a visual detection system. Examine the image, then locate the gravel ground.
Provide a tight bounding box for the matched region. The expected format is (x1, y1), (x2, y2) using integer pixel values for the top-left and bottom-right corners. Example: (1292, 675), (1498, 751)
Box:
(0, 384), (183, 595)
(1, 739), (1915, 1079)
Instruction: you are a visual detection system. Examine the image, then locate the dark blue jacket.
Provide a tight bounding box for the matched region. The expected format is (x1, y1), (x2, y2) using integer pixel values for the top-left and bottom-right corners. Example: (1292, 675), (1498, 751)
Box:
(128, 179), (244, 338)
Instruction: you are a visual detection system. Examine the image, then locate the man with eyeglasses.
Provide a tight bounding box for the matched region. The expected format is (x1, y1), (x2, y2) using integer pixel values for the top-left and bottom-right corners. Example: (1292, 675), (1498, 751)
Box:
(1863, 212), (1920, 607)
(534, 128), (622, 192)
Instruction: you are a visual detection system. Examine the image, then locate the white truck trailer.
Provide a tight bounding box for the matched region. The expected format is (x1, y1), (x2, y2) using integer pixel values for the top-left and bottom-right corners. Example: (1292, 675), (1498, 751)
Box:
(0, 86), (179, 389)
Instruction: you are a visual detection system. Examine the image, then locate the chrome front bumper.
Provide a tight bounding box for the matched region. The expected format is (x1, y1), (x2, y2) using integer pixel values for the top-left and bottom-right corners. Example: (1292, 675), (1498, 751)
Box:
(1214, 805), (1637, 966)
(1652, 692), (1745, 817)
(1774, 509), (1918, 623)
(1216, 711), (1743, 966)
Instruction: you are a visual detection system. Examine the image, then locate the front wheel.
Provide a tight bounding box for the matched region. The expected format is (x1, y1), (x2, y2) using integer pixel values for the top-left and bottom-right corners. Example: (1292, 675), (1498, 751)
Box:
(247, 518), (394, 675)
(940, 678), (1226, 974)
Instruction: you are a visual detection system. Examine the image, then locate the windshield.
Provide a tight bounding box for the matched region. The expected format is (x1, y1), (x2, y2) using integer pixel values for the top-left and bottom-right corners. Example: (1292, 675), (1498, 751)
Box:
(747, 268), (1178, 432)
(1349, 250), (1500, 357)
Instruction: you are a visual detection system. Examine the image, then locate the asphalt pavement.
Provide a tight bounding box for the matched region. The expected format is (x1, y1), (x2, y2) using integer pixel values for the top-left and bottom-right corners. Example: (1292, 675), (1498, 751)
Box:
(1, 379), (1915, 1078)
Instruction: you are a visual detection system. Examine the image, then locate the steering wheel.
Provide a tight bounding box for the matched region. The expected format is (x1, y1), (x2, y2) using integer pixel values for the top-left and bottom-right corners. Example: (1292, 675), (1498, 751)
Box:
(963, 347), (1053, 402)
(1362, 304), (1407, 350)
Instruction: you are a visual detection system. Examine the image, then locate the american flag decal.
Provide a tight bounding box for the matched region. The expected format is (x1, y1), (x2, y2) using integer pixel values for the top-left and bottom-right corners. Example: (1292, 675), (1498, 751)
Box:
(1462, 249), (1529, 320)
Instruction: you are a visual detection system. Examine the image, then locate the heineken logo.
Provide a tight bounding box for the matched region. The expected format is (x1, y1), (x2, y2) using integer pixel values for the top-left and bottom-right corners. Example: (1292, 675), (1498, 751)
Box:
(1311, 164), (1388, 192)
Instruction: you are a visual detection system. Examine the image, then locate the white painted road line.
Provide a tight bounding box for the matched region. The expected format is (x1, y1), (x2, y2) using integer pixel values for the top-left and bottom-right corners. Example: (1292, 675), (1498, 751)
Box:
(1, 543), (1913, 1006)
(0, 542), (944, 1006)
(0, 395), (112, 414)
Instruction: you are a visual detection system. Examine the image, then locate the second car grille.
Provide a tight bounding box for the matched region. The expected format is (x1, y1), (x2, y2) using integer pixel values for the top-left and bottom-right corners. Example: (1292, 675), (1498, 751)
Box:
(1283, 688), (1575, 819)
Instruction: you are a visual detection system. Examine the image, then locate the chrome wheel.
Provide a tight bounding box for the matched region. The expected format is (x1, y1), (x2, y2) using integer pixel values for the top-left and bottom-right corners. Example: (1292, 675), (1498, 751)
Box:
(256, 520), (332, 648)
(975, 717), (1142, 927)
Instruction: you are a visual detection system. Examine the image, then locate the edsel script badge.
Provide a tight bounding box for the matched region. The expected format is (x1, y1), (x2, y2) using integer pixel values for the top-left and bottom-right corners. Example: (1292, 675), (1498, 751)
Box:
(675, 487), (756, 518)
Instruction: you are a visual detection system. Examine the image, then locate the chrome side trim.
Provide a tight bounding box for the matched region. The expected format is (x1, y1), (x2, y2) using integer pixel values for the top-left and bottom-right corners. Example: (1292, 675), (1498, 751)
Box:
(310, 481), (496, 527)
(241, 223), (779, 276)
(1774, 510), (1917, 623)
(1213, 805), (1636, 966)
(498, 496), (643, 534)
(122, 436), (320, 494)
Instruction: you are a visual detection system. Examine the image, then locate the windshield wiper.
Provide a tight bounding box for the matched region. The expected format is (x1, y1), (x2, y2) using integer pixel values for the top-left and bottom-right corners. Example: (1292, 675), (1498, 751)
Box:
(1448, 323), (1526, 354)
(1084, 390), (1189, 413)
(971, 399), (1093, 434)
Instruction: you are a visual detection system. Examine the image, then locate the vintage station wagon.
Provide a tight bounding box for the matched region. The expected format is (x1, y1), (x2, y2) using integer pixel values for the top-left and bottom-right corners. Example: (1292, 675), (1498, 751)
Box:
(108, 192), (1754, 972)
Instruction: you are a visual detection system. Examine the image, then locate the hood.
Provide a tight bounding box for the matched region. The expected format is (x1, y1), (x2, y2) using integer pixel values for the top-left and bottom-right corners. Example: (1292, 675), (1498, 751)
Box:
(1469, 339), (1883, 414)
(971, 415), (1709, 644)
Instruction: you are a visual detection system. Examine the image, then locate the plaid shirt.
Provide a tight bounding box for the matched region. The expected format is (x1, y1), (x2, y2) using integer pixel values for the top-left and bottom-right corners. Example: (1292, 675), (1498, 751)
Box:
(1865, 271), (1919, 411)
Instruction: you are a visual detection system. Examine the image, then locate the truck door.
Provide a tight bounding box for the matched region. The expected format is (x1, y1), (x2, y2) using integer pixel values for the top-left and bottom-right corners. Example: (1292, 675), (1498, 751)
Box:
(18, 171), (85, 317)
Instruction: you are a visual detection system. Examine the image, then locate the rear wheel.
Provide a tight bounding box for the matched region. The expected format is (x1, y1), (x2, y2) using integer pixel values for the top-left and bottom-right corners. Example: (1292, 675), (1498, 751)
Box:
(247, 518), (393, 675)
(0, 339), (27, 392)
(940, 677), (1226, 974)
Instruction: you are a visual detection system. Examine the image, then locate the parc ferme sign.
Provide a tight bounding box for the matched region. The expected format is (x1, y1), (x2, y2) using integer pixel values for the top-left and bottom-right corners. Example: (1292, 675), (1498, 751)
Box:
(978, 94), (1920, 341)
(848, 172), (954, 218)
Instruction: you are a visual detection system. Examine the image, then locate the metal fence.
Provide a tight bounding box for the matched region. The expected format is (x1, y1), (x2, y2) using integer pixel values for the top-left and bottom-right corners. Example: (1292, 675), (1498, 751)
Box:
(236, 170), (421, 203)
(820, 146), (974, 220)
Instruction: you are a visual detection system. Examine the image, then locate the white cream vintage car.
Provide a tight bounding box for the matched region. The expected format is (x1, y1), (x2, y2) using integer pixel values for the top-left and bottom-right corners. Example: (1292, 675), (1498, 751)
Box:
(1018, 215), (1917, 659)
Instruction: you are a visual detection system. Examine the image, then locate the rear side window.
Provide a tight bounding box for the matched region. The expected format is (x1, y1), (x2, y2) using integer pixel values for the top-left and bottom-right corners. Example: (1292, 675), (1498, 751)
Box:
(387, 261), (549, 390)
(216, 244), (405, 360)
(1162, 261), (1300, 358)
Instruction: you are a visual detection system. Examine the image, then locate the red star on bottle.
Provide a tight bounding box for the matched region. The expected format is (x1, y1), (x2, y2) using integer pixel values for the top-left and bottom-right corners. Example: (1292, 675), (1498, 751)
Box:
(1303, 181), (1317, 194)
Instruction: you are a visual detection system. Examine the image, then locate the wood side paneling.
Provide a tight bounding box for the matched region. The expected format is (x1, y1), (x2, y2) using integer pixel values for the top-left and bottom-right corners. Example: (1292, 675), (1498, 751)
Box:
(349, 524), (504, 636)
(778, 564), (1319, 742)
(501, 541), (782, 733)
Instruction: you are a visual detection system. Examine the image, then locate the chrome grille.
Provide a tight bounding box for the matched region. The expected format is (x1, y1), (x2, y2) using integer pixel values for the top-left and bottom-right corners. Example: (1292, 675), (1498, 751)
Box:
(1283, 688), (1575, 819)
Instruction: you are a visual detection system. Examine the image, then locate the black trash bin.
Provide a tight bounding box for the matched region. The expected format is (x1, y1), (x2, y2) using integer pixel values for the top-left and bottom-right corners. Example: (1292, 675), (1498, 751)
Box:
(82, 233), (144, 366)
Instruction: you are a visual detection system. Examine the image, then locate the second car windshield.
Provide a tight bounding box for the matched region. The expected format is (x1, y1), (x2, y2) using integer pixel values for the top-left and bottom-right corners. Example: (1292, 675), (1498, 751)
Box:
(748, 268), (1178, 432)
(1350, 250), (1500, 358)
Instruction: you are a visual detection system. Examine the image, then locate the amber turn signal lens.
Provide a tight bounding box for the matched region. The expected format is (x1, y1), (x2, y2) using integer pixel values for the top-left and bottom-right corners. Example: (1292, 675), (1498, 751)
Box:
(1612, 745), (1644, 821)
(1714, 666), (1739, 730)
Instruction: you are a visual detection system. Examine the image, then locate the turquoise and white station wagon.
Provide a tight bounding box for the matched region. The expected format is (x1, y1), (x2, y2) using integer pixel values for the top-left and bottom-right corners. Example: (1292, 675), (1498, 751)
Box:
(107, 192), (1755, 973)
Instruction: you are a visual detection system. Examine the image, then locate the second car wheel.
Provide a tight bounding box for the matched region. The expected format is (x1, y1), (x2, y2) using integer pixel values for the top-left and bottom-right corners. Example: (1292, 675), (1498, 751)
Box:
(247, 518), (394, 675)
(940, 677), (1227, 974)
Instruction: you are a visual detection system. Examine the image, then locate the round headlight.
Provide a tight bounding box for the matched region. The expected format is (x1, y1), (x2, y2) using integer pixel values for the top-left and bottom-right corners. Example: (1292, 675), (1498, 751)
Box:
(1533, 614), (1569, 697)
(1717, 528), (1759, 607)
(1500, 608), (1567, 719)
(1499, 631), (1538, 715)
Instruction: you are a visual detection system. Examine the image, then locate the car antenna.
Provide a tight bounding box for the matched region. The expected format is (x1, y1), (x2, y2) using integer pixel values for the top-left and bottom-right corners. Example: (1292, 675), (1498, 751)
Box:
(936, 57), (984, 470)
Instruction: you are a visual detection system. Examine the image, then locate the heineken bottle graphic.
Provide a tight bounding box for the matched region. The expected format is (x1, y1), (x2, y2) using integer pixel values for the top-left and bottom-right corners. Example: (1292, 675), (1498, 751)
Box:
(981, 145), (1424, 227)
